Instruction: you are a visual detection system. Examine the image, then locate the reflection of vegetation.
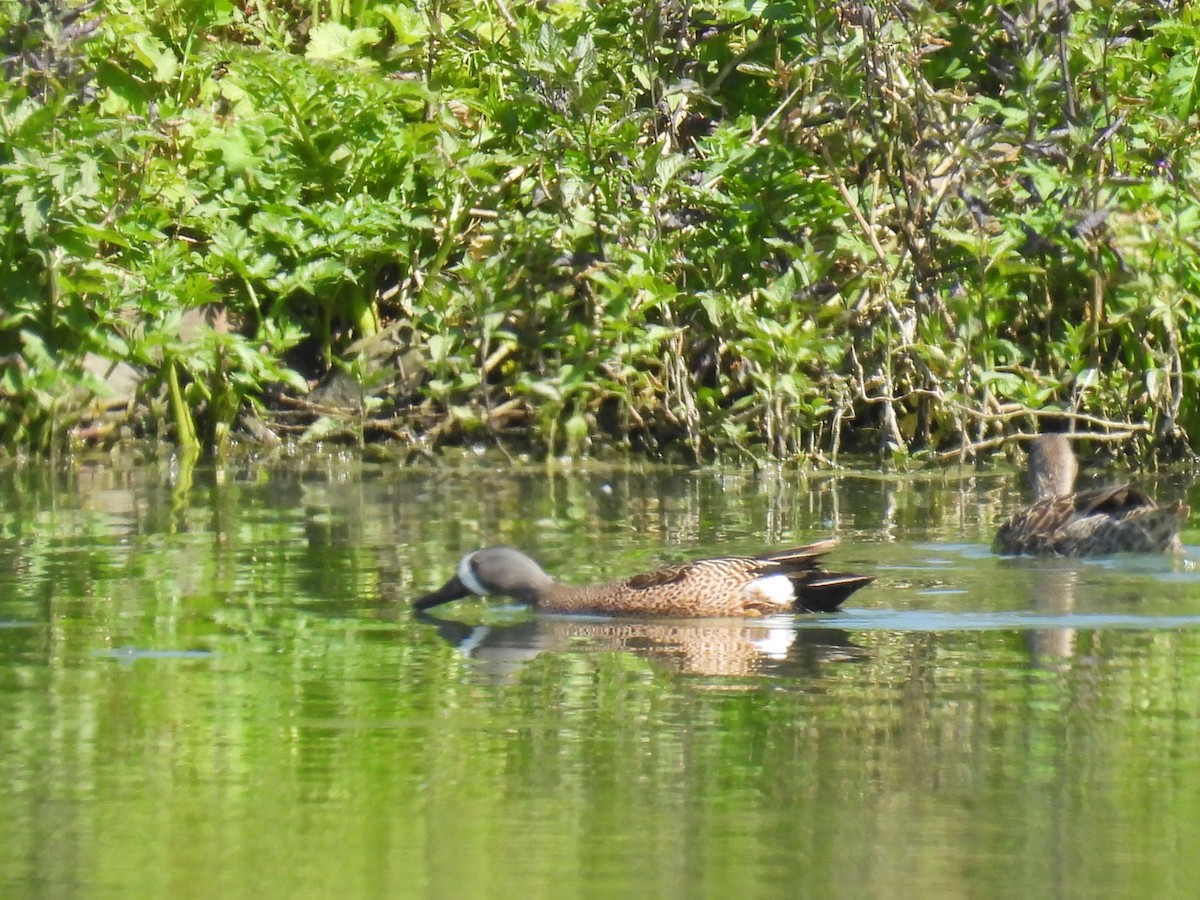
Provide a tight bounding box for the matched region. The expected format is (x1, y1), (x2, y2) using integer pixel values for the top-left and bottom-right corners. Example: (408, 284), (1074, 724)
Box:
(4, 2), (1200, 460)
(2, 464), (1200, 895)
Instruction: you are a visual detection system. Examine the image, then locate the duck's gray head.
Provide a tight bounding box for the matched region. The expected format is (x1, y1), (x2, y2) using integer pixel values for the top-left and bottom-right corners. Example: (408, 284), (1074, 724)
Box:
(414, 547), (556, 610)
(1027, 433), (1078, 499)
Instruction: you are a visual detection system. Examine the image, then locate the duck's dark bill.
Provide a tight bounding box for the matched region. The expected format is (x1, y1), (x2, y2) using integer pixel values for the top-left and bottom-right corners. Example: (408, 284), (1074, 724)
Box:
(414, 575), (470, 610)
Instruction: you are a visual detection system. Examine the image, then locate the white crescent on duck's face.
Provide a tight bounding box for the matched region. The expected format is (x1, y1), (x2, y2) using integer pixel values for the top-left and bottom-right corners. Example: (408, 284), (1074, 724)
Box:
(458, 551), (489, 596)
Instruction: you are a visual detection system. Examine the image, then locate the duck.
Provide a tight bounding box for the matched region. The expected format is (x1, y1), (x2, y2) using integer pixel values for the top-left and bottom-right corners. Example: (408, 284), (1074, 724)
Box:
(993, 433), (1188, 556)
(413, 540), (873, 617)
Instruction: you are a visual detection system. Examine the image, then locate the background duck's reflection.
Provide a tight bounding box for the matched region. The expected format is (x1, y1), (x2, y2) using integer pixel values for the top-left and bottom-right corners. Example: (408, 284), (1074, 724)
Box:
(1024, 563), (1080, 668)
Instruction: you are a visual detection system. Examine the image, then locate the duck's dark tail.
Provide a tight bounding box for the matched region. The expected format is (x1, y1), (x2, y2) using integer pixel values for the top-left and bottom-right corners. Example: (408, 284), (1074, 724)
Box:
(756, 541), (873, 612)
(793, 572), (875, 613)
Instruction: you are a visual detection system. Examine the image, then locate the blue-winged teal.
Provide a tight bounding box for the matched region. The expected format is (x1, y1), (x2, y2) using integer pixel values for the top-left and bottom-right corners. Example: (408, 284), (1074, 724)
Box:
(414, 540), (873, 617)
(993, 433), (1189, 556)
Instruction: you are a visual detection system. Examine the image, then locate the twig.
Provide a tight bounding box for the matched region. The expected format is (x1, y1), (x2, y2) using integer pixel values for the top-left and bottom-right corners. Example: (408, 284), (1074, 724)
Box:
(932, 434), (1010, 461)
(949, 403), (1150, 434)
(489, 0), (519, 31)
(933, 429), (1144, 462)
(748, 79), (808, 145)
(819, 144), (890, 266)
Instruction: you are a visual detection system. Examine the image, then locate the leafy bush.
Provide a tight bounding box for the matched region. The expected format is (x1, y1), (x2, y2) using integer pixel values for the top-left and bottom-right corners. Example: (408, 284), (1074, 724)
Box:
(2, 0), (1199, 461)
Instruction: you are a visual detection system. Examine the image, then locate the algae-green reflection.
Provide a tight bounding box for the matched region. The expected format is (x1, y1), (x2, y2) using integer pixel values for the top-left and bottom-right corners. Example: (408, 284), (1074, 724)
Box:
(0, 458), (1199, 899)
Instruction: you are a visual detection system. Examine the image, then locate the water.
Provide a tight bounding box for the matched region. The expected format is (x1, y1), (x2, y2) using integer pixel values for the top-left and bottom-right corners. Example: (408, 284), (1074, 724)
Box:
(1, 456), (1199, 899)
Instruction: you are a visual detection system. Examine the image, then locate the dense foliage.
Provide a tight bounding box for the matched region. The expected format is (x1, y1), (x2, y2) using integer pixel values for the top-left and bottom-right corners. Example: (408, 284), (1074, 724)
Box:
(3, 0), (1200, 461)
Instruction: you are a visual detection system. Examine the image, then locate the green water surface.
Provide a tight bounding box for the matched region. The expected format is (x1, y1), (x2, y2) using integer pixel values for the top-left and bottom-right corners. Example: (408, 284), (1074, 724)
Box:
(2, 457), (1199, 899)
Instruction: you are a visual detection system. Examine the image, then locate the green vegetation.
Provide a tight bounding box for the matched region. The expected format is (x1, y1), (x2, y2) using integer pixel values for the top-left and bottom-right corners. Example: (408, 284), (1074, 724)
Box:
(3, 0), (1200, 461)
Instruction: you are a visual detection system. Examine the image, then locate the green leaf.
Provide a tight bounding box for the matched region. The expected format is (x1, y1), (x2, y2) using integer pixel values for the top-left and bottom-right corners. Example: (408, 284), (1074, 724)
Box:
(129, 33), (178, 83)
(374, 4), (429, 45)
(306, 22), (382, 64)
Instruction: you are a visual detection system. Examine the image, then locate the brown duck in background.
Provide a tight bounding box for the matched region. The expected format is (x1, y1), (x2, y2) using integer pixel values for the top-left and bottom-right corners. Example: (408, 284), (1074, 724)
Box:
(414, 540), (873, 617)
(993, 433), (1189, 556)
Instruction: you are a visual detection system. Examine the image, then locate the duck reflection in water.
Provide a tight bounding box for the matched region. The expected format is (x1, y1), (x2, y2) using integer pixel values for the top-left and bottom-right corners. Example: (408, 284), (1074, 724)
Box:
(1020, 562), (1082, 669)
(416, 611), (868, 681)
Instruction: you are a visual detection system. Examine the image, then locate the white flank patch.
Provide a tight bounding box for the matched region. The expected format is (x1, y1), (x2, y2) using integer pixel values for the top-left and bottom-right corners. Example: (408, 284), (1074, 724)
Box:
(743, 574), (794, 608)
(458, 552), (488, 595)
